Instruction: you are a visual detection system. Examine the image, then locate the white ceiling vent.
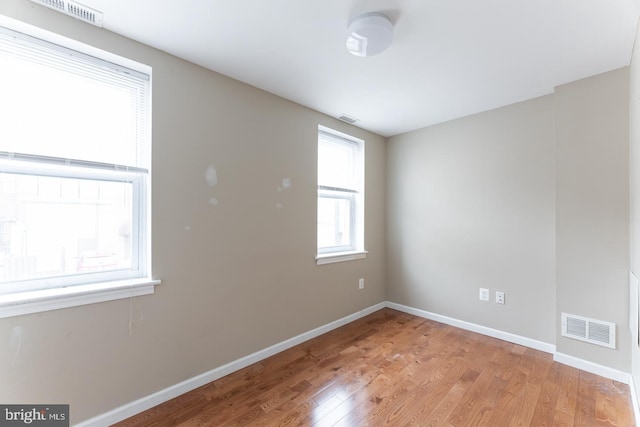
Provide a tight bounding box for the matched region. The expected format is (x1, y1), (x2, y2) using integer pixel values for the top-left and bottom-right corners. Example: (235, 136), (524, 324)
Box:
(29, 0), (103, 27)
(561, 313), (615, 349)
(337, 114), (359, 124)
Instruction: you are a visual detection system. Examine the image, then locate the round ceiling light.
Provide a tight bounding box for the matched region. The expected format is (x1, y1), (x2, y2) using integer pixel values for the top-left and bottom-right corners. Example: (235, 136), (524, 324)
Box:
(346, 12), (393, 57)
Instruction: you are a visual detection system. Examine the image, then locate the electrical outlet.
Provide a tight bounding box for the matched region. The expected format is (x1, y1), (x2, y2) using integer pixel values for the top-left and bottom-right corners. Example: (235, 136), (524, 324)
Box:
(359, 278), (364, 290)
(479, 288), (490, 301)
(496, 291), (505, 304)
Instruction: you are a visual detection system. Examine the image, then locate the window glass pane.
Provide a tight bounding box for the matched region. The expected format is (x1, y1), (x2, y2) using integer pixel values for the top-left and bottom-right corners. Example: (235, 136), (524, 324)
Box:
(318, 138), (356, 190)
(0, 54), (141, 166)
(0, 173), (133, 284)
(318, 196), (352, 249)
(0, 24), (151, 293)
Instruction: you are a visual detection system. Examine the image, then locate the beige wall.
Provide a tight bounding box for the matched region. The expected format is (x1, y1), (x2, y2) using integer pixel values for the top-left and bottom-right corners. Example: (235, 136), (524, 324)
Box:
(0, 1), (386, 423)
(386, 96), (557, 343)
(555, 68), (630, 370)
(387, 67), (631, 372)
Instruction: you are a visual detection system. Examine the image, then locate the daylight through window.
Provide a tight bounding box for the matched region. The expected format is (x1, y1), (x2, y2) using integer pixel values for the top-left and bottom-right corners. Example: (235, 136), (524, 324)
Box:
(0, 24), (151, 295)
(317, 127), (364, 259)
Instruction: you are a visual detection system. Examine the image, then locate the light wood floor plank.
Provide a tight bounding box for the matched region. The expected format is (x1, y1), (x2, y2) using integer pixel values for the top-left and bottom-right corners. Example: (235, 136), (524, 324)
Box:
(113, 309), (636, 427)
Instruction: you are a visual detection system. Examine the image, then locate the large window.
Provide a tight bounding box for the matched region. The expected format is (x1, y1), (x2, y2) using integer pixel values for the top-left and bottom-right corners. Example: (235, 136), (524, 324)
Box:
(317, 126), (365, 264)
(0, 20), (155, 315)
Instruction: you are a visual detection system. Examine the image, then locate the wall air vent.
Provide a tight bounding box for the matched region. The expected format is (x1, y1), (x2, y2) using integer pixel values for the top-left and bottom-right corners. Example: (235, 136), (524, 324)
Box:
(561, 313), (615, 349)
(29, 0), (103, 27)
(337, 114), (359, 124)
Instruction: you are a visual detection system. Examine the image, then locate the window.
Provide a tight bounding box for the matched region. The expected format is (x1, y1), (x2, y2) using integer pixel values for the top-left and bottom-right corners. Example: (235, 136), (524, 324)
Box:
(0, 19), (158, 317)
(317, 126), (366, 264)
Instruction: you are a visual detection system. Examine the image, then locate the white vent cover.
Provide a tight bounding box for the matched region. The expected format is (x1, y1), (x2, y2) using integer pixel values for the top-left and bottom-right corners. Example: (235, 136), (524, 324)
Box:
(29, 0), (103, 27)
(561, 313), (615, 349)
(337, 114), (359, 124)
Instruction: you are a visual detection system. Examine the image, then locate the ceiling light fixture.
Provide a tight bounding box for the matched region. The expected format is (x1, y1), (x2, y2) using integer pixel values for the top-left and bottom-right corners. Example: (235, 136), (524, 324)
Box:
(346, 12), (393, 57)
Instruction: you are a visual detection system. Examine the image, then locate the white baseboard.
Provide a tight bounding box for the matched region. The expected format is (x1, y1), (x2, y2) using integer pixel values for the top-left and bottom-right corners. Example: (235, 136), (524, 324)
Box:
(553, 352), (631, 384)
(75, 302), (386, 427)
(77, 300), (637, 426)
(385, 301), (556, 354)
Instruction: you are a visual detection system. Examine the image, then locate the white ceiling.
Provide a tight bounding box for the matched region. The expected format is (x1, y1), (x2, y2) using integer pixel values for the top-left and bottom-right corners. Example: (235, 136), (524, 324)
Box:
(75, 0), (639, 137)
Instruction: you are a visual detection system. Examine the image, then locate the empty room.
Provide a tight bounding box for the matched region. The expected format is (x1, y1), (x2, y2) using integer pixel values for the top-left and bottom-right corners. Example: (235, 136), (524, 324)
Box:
(1, 0), (640, 425)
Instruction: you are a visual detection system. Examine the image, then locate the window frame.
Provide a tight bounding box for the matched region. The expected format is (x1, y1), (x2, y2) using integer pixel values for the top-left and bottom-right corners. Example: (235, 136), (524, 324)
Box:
(316, 126), (366, 265)
(317, 188), (357, 254)
(0, 157), (147, 294)
(0, 16), (158, 318)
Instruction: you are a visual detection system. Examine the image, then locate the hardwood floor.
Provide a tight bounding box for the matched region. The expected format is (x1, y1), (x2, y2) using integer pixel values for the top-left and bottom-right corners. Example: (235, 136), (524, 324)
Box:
(113, 308), (635, 426)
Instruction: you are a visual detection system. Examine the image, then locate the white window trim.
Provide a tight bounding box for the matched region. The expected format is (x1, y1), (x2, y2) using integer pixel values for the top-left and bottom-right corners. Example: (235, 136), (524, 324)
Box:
(316, 125), (366, 265)
(0, 157), (149, 294)
(316, 250), (368, 265)
(317, 189), (357, 255)
(0, 16), (159, 317)
(0, 278), (160, 319)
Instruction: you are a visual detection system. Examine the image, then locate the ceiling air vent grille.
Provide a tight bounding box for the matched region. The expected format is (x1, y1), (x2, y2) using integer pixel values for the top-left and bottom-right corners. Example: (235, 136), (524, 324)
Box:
(337, 114), (359, 124)
(561, 313), (615, 349)
(29, 0), (103, 27)
(35, 0), (64, 11)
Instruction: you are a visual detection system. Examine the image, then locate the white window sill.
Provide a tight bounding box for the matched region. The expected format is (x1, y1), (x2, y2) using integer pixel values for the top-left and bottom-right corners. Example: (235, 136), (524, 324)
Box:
(316, 251), (368, 265)
(0, 278), (161, 319)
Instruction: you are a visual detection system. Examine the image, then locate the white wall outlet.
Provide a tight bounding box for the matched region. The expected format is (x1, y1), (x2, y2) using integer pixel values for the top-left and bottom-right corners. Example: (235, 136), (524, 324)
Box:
(359, 278), (364, 290)
(496, 291), (505, 304)
(479, 288), (490, 301)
